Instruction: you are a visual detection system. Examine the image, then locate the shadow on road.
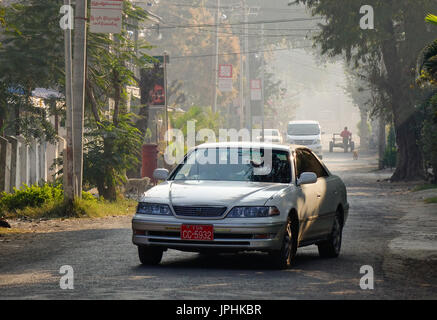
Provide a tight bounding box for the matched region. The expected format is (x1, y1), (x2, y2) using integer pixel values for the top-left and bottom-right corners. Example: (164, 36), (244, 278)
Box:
(131, 249), (338, 273)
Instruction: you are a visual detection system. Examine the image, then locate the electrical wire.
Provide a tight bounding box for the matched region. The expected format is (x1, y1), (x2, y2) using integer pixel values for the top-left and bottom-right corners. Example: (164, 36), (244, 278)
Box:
(192, 27), (316, 38)
(168, 2), (309, 12)
(170, 46), (314, 60)
(144, 17), (322, 30)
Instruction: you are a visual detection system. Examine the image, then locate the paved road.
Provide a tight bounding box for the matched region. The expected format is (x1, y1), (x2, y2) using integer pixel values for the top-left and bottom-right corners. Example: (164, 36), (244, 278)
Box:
(1, 152), (436, 299)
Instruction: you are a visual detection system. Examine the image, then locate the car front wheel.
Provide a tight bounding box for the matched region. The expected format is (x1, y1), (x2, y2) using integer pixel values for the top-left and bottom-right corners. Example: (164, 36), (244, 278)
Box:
(317, 213), (343, 258)
(138, 246), (163, 265)
(269, 216), (298, 269)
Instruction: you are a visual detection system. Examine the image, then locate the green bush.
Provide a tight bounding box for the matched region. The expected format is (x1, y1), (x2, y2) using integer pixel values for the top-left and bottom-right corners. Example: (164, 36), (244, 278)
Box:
(0, 184), (63, 212)
(81, 190), (98, 202)
(0, 184), (96, 213)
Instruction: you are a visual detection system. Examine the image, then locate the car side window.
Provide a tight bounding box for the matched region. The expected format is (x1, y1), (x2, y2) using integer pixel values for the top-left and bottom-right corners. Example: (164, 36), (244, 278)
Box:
(295, 150), (306, 179)
(295, 149), (329, 179)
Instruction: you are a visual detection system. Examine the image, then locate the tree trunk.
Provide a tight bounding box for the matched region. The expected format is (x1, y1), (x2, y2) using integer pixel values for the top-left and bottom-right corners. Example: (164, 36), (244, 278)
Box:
(127, 68), (153, 179)
(378, 116), (386, 170)
(0, 115), (3, 137)
(96, 137), (118, 201)
(391, 113), (424, 181)
(359, 108), (369, 152)
(381, 32), (425, 181)
(99, 136), (118, 201)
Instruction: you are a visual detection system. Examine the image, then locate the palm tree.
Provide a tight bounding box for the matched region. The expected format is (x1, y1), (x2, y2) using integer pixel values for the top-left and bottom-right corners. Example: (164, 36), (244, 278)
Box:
(420, 14), (437, 84)
(426, 14), (437, 26)
(419, 14), (437, 183)
(419, 40), (437, 84)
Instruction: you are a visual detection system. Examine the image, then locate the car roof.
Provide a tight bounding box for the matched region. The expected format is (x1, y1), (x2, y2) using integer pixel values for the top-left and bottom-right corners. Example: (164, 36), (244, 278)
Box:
(287, 120), (320, 125)
(195, 142), (310, 153)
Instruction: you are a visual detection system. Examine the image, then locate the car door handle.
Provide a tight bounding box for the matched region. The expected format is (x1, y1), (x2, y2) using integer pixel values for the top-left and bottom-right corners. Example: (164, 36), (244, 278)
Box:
(317, 194), (321, 198)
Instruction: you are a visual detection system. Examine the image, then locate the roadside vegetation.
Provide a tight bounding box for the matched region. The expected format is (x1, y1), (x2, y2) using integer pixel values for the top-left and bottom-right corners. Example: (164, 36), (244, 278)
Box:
(0, 0), (149, 203)
(412, 183), (437, 204)
(0, 184), (137, 222)
(412, 184), (437, 192)
(425, 197), (437, 204)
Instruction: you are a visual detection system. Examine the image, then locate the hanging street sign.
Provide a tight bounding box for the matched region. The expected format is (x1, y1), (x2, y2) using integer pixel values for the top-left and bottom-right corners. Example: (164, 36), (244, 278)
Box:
(251, 79), (262, 101)
(218, 64), (233, 92)
(90, 0), (123, 34)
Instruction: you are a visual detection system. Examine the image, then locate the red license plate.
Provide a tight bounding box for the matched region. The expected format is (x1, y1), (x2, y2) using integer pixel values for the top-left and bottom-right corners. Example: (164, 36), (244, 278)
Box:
(181, 225), (214, 241)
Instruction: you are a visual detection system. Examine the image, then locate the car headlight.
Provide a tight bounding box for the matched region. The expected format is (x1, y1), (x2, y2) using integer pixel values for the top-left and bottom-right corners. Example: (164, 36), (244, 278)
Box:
(136, 203), (171, 215)
(314, 139), (321, 145)
(227, 206), (280, 218)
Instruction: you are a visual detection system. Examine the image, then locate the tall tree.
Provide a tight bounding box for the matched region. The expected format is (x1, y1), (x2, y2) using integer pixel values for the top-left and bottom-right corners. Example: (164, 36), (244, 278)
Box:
(0, 1), (153, 200)
(82, 1), (152, 200)
(0, 0), (63, 141)
(297, 0), (437, 181)
(417, 14), (437, 182)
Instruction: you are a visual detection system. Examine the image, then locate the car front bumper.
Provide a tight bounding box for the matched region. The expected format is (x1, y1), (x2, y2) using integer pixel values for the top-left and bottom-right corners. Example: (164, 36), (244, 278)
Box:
(132, 218), (285, 252)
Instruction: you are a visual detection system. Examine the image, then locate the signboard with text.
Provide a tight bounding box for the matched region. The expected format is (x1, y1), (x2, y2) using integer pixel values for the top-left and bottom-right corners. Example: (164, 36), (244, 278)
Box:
(90, 0), (123, 34)
(141, 57), (166, 107)
(218, 64), (233, 92)
(250, 79), (262, 101)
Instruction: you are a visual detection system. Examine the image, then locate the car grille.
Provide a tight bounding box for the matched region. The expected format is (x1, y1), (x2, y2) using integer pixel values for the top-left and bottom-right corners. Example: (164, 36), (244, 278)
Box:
(173, 206), (227, 217)
(148, 239), (251, 246)
(294, 140), (313, 145)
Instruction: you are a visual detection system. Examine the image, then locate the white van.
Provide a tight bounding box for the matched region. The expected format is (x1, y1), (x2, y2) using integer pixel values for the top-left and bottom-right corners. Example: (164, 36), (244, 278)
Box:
(286, 120), (323, 159)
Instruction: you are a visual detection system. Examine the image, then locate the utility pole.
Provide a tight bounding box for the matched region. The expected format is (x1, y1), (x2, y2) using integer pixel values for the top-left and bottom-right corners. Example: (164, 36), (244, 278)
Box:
(64, 0), (74, 201)
(164, 52), (169, 148)
(72, 0), (87, 198)
(212, 0), (220, 113)
(244, 1), (251, 136)
(239, 32), (244, 130)
(261, 23), (265, 142)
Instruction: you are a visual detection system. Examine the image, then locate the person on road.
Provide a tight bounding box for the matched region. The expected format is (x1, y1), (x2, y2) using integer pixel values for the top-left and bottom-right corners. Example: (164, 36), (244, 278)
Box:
(340, 127), (352, 151)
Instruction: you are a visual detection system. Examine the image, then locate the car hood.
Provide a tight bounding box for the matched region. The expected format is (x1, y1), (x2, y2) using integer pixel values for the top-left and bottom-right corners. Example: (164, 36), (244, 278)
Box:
(287, 134), (320, 140)
(257, 135), (281, 140)
(141, 180), (289, 207)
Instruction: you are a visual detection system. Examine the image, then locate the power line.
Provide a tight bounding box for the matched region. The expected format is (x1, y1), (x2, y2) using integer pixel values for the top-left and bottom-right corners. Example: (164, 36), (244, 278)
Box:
(145, 8), (322, 35)
(168, 2), (309, 12)
(193, 27), (317, 38)
(145, 17), (322, 30)
(170, 46), (313, 60)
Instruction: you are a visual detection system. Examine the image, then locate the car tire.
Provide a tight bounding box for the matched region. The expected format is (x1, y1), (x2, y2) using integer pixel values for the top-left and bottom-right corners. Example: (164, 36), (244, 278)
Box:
(317, 213), (343, 258)
(138, 246), (163, 265)
(269, 216), (298, 269)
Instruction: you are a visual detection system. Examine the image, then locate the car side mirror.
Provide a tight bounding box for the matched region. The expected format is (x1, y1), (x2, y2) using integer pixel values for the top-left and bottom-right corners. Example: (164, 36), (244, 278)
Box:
(297, 172), (317, 186)
(153, 168), (169, 181)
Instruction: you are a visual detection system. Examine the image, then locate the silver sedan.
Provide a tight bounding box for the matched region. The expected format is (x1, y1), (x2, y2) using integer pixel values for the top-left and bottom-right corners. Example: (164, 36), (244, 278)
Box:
(132, 142), (349, 269)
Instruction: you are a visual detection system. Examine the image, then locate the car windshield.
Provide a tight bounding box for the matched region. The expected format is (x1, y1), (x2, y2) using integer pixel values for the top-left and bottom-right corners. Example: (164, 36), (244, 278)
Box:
(287, 124), (320, 136)
(170, 148), (291, 183)
(264, 130), (279, 136)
